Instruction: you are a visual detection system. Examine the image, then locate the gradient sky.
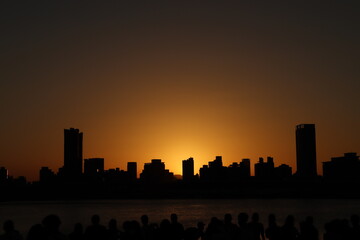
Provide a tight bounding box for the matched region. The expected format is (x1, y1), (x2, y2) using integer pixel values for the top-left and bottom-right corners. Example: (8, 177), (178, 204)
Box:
(1, 1), (359, 181)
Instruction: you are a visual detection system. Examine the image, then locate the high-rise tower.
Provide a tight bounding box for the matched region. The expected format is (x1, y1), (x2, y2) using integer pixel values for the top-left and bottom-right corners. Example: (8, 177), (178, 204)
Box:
(182, 157), (194, 182)
(127, 162), (137, 181)
(64, 128), (83, 178)
(295, 124), (317, 177)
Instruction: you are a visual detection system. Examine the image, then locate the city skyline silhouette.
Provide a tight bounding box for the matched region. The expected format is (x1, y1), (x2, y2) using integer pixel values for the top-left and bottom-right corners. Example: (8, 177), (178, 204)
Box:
(1, 124), (360, 201)
(1, 1), (359, 182)
(1, 124), (359, 184)
(1, 3), (360, 240)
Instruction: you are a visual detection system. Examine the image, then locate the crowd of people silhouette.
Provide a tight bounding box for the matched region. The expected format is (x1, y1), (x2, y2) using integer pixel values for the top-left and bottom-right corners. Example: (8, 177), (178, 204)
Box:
(1, 212), (360, 240)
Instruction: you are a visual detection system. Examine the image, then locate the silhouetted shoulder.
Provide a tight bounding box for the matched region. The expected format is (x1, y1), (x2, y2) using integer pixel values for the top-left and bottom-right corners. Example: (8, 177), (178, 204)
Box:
(0, 220), (23, 240)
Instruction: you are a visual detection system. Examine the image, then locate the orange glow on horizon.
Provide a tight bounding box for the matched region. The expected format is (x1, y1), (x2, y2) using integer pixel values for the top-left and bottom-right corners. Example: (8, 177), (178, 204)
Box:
(1, 2), (359, 181)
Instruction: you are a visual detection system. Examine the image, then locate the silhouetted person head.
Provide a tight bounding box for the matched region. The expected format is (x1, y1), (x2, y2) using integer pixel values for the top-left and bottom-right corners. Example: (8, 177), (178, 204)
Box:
(324, 222), (330, 232)
(69, 223), (83, 240)
(351, 214), (360, 226)
(109, 219), (117, 230)
(160, 219), (171, 229)
(159, 219), (172, 240)
(141, 215), (149, 225)
(285, 215), (295, 226)
(73, 223), (83, 233)
(209, 217), (217, 224)
(266, 214), (280, 240)
(197, 222), (205, 231)
(224, 214), (232, 224)
(27, 224), (46, 240)
(252, 212), (259, 223)
(238, 212), (249, 225)
(207, 217), (223, 236)
(126, 220), (141, 239)
(305, 216), (314, 225)
(131, 220), (141, 230)
(212, 217), (223, 227)
(184, 227), (199, 240)
(268, 214), (276, 227)
(123, 221), (132, 233)
(3, 220), (14, 233)
(42, 214), (61, 232)
(171, 213), (178, 223)
(91, 215), (100, 225)
(84, 215), (107, 240)
(341, 219), (350, 230)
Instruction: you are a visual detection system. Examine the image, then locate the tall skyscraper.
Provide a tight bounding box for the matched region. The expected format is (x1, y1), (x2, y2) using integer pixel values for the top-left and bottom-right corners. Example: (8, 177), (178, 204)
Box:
(296, 124), (317, 177)
(63, 128), (83, 178)
(127, 162), (137, 181)
(239, 159), (251, 177)
(182, 157), (194, 182)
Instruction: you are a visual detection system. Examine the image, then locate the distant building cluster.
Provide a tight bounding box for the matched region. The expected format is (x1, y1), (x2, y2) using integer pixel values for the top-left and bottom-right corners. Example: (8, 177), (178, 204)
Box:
(255, 157), (292, 179)
(1, 124), (359, 187)
(323, 152), (360, 179)
(200, 156), (251, 183)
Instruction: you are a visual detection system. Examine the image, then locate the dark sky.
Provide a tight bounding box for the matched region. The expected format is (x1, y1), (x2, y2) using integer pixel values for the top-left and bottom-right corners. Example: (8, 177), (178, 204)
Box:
(1, 1), (359, 180)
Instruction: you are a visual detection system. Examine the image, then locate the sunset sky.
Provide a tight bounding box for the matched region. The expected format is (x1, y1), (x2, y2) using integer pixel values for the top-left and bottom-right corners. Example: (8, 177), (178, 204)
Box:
(1, 1), (359, 181)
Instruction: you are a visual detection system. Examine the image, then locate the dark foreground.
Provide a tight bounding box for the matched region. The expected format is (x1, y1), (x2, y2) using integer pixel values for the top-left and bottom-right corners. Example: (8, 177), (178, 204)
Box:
(3, 178), (360, 201)
(1, 212), (360, 240)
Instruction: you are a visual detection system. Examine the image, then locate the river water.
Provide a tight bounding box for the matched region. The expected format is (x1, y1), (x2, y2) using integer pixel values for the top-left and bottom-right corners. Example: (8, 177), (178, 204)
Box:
(1, 198), (359, 239)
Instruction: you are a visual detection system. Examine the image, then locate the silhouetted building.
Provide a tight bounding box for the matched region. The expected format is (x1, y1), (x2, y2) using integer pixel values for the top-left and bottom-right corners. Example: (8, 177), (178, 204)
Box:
(7, 176), (27, 186)
(39, 167), (56, 183)
(201, 157), (251, 182)
(323, 152), (360, 179)
(63, 128), (83, 179)
(140, 159), (175, 183)
(103, 168), (129, 184)
(182, 157), (194, 182)
(199, 165), (209, 181)
(255, 157), (275, 178)
(239, 158), (251, 177)
(0, 167), (8, 182)
(209, 156), (223, 168)
(227, 159), (251, 182)
(84, 158), (104, 176)
(274, 164), (292, 178)
(255, 157), (292, 179)
(200, 156), (227, 182)
(295, 124), (317, 177)
(127, 162), (137, 181)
